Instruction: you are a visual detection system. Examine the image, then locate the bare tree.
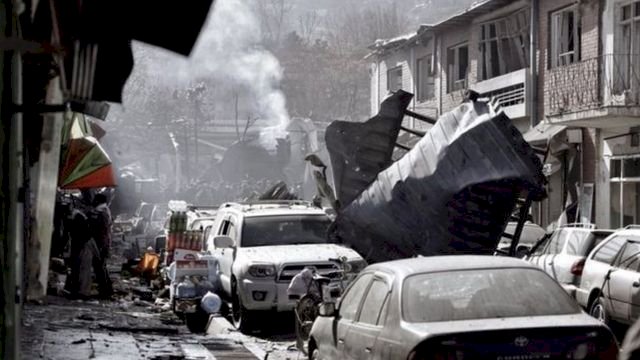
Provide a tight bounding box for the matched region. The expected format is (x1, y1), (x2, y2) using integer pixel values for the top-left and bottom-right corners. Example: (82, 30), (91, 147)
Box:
(297, 11), (320, 45)
(254, 0), (294, 47)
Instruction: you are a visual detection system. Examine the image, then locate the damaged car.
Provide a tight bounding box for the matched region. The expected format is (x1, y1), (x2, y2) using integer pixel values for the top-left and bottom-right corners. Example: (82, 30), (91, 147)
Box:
(205, 200), (366, 333)
(308, 256), (618, 360)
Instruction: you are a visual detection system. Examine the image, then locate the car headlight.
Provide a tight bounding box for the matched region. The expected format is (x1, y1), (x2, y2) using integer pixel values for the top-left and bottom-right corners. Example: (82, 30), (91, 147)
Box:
(248, 264), (276, 278)
(347, 259), (367, 273)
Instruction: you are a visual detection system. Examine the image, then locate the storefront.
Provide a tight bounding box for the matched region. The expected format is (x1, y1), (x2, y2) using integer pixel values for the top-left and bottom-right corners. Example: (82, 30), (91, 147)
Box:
(523, 123), (578, 229)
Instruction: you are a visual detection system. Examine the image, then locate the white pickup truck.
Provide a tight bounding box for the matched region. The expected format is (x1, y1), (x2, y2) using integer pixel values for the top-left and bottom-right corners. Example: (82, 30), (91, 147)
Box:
(205, 201), (366, 332)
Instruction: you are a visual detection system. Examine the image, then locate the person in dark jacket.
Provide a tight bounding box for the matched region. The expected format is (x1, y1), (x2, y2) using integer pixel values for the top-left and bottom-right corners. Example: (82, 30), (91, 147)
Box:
(88, 193), (113, 298)
(64, 208), (90, 298)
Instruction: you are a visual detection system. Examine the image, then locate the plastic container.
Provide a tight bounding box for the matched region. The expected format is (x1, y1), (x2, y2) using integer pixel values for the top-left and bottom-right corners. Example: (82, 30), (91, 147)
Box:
(200, 291), (222, 314)
(176, 277), (196, 298)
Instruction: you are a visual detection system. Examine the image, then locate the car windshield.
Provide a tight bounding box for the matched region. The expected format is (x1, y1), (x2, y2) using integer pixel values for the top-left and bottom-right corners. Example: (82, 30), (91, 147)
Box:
(402, 268), (580, 323)
(241, 215), (332, 247)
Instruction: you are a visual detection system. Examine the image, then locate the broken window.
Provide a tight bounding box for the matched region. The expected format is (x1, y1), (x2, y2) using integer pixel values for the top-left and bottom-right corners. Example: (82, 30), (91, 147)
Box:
(387, 66), (403, 92)
(416, 55), (435, 101)
(614, 1), (640, 95)
(551, 6), (581, 68)
(478, 9), (530, 80)
(447, 44), (468, 92)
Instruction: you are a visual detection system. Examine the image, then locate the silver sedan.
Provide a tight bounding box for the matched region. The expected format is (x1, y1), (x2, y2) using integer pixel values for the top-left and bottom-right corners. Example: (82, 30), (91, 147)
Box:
(308, 255), (617, 360)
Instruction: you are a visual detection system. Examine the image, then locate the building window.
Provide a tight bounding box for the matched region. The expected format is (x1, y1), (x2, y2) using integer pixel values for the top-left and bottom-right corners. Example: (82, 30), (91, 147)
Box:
(610, 155), (640, 228)
(614, 1), (640, 95)
(479, 9), (530, 80)
(387, 66), (403, 92)
(550, 5), (581, 68)
(416, 56), (435, 101)
(447, 44), (468, 92)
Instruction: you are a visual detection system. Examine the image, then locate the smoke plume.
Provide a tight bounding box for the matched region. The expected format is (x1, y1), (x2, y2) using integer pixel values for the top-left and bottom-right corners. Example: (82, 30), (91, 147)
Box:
(132, 0), (290, 149)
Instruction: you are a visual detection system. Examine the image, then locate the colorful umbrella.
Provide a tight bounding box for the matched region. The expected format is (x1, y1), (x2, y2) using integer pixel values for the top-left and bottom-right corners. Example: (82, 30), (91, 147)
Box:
(59, 112), (115, 189)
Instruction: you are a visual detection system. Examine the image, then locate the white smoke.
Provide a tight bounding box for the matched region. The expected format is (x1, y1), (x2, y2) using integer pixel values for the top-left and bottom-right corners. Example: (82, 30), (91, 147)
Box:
(132, 0), (290, 149)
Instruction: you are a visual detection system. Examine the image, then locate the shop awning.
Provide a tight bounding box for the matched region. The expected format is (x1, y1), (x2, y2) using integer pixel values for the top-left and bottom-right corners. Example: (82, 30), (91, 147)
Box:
(523, 123), (566, 145)
(27, 0), (215, 103)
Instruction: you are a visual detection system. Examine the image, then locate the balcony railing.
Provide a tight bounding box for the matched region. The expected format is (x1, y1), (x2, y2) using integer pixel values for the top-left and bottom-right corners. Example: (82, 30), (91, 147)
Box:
(546, 54), (640, 117)
(473, 68), (528, 119)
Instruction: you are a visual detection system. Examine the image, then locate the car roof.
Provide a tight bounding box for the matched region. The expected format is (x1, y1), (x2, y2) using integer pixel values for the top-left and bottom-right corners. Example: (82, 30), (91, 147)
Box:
(608, 228), (640, 238)
(367, 255), (534, 278)
(219, 202), (327, 218)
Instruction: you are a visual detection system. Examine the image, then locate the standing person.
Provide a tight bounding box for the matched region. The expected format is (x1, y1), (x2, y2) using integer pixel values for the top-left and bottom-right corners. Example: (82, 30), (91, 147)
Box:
(88, 193), (113, 298)
(63, 206), (90, 298)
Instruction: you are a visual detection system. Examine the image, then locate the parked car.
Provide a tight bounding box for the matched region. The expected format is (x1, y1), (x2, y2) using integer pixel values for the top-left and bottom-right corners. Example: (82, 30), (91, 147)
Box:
(495, 221), (547, 257)
(576, 226), (640, 326)
(308, 255), (618, 360)
(205, 200), (366, 333)
(527, 224), (614, 297)
(113, 202), (158, 235)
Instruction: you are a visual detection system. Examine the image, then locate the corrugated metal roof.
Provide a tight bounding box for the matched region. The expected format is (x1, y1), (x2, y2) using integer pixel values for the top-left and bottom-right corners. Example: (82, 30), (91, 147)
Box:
(366, 0), (517, 57)
(331, 97), (545, 263)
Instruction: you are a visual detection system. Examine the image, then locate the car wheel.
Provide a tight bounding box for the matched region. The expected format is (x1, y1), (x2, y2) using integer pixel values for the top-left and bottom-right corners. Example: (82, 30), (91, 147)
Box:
(590, 296), (610, 325)
(231, 279), (254, 333)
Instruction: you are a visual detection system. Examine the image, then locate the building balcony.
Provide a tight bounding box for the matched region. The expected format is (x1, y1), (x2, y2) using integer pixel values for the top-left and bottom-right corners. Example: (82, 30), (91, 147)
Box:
(546, 54), (640, 128)
(471, 68), (529, 120)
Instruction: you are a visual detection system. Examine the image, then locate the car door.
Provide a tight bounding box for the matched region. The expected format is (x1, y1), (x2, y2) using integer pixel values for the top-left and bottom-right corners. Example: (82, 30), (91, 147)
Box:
(551, 229), (592, 285)
(344, 274), (391, 360)
(579, 235), (626, 308)
(215, 215), (238, 295)
(542, 229), (569, 280)
(609, 240), (640, 323)
(627, 240), (640, 322)
(527, 235), (551, 269)
(592, 236), (628, 321)
(319, 273), (374, 360)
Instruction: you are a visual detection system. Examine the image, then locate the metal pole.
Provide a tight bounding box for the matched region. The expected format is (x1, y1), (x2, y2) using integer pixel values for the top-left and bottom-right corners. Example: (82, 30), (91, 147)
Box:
(194, 102), (199, 168)
(183, 123), (190, 180)
(2, 0), (23, 357)
(529, 0), (539, 128)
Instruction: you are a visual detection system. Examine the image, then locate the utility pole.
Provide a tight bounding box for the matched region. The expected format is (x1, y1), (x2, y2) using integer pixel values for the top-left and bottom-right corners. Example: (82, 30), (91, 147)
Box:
(1, 0), (23, 358)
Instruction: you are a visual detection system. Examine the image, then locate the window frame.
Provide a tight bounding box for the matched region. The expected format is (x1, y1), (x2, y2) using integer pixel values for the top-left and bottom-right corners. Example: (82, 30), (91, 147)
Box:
(550, 5), (581, 68)
(447, 43), (469, 93)
(609, 154), (640, 228)
(591, 235), (627, 264)
(338, 273), (374, 321)
(356, 277), (391, 326)
(416, 55), (435, 102)
(613, 240), (640, 271)
(387, 66), (403, 93)
(613, 1), (640, 93)
(478, 9), (530, 81)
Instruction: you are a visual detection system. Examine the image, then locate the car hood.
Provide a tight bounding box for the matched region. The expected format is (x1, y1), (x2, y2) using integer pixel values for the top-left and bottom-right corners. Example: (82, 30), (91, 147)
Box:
(402, 313), (602, 337)
(238, 244), (362, 264)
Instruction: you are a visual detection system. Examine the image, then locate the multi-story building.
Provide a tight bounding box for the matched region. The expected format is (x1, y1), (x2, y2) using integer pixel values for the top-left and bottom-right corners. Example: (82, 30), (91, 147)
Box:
(367, 0), (633, 229)
(544, 0), (640, 229)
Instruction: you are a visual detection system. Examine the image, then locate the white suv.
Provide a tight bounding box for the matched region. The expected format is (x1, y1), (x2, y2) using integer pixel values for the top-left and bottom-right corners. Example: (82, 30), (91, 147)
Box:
(205, 201), (366, 332)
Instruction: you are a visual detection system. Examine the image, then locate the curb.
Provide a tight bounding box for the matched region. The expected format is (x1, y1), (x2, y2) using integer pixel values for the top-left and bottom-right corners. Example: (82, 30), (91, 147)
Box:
(206, 315), (266, 359)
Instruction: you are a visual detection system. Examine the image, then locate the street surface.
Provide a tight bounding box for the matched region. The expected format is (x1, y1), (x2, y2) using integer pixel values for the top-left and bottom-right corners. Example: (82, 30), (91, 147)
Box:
(20, 232), (304, 360)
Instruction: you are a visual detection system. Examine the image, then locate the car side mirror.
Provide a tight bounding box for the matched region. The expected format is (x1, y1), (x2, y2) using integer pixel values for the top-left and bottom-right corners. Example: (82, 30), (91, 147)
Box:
(318, 302), (336, 317)
(214, 236), (234, 249)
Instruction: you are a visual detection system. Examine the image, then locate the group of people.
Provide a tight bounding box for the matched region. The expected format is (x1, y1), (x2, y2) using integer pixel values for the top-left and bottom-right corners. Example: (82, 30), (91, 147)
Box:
(62, 191), (114, 299)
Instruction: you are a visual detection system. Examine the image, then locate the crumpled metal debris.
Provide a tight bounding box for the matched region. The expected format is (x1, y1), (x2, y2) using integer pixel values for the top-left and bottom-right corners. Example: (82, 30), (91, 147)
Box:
(329, 94), (545, 263)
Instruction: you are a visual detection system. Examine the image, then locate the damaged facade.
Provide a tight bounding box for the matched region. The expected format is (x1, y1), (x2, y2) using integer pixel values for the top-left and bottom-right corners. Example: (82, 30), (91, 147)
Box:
(368, 0), (635, 230)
